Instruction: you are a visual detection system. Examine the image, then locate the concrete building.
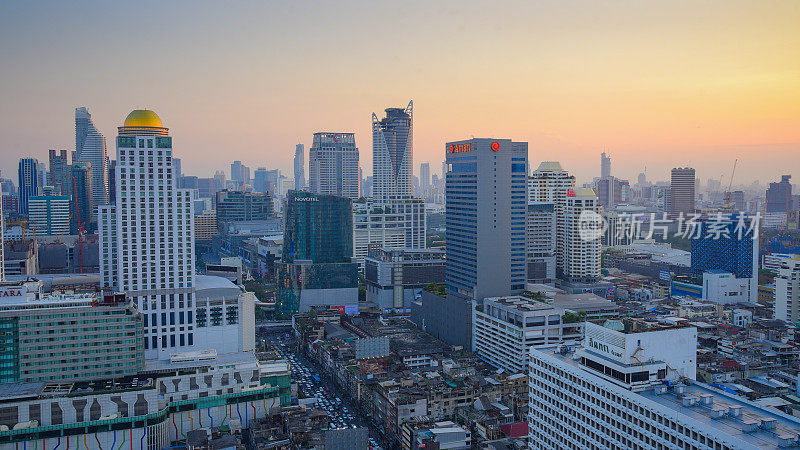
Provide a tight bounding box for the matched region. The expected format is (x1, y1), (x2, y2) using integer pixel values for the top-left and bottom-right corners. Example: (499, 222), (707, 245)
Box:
(75, 107), (109, 209)
(193, 275), (256, 354)
(766, 175), (792, 213)
(529, 162), (575, 278)
(0, 286), (144, 383)
(48, 149), (70, 195)
(473, 296), (582, 374)
(27, 195), (70, 236)
(774, 254), (800, 323)
(194, 208), (217, 243)
(372, 101), (413, 202)
(669, 167), (696, 217)
(528, 320), (800, 449)
(294, 143), (305, 190)
(702, 270), (755, 305)
(526, 202), (556, 285)
(600, 152), (611, 179)
(215, 190), (274, 226)
(309, 132), (360, 199)
(420, 162), (431, 196)
(364, 248), (445, 311)
(3, 240), (37, 276)
(99, 109), (196, 360)
(445, 138), (528, 299)
(353, 199), (406, 268)
(561, 187), (601, 282)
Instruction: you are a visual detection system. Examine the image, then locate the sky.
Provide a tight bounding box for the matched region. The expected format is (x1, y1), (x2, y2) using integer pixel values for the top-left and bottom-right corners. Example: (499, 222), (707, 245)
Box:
(1, 1), (798, 187)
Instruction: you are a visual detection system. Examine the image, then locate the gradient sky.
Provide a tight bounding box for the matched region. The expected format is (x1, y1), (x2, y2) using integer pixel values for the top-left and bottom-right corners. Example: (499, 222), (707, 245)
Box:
(1, 1), (798, 187)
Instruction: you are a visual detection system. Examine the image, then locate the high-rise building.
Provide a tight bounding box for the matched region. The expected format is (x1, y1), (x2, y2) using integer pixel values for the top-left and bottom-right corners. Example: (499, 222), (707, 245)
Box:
(294, 143), (305, 190)
(75, 107), (109, 209)
(27, 195), (71, 236)
(107, 159), (116, 204)
(766, 175), (792, 213)
(352, 199), (407, 268)
(372, 101), (413, 202)
(70, 161), (93, 234)
(596, 176), (629, 208)
(774, 254), (800, 322)
(282, 191), (353, 264)
(600, 151), (611, 179)
(48, 149), (69, 195)
(215, 190), (274, 225)
(253, 167), (269, 193)
(637, 171), (647, 186)
(669, 167), (696, 217)
(529, 162), (575, 278)
(419, 162), (431, 195)
(526, 202), (556, 285)
(277, 191), (358, 315)
(172, 157), (182, 180)
(562, 187), (601, 282)
(213, 170), (226, 190)
(194, 209), (217, 244)
(17, 158), (39, 215)
(99, 109), (195, 360)
(230, 160), (250, 185)
(308, 132), (360, 199)
(445, 138), (528, 299)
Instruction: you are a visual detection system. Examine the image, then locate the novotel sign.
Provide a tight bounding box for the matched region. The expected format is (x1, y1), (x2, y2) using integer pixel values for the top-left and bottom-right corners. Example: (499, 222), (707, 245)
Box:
(0, 286), (26, 298)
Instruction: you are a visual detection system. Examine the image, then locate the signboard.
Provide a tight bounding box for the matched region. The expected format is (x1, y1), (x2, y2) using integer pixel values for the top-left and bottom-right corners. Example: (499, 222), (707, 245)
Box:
(448, 143), (472, 154)
(490, 141), (500, 151)
(567, 189), (575, 197)
(605, 286), (616, 300)
(0, 286), (26, 298)
(330, 304), (359, 316)
(586, 336), (624, 359)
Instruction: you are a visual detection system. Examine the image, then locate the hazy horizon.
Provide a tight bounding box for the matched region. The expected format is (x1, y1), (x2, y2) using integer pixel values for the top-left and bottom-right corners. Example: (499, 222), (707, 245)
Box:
(1, 1), (798, 187)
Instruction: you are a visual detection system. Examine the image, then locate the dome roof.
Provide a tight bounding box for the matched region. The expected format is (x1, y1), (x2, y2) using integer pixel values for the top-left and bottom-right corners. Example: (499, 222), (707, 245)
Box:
(123, 109), (163, 128)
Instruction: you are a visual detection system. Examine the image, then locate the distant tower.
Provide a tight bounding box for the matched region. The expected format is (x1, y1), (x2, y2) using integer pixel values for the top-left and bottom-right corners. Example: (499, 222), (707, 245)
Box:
(294, 144), (305, 190)
(600, 152), (611, 179)
(419, 162), (431, 195)
(372, 101), (413, 202)
(308, 132), (360, 199)
(48, 149), (70, 195)
(75, 107), (108, 209)
(17, 157), (39, 215)
(669, 167), (696, 217)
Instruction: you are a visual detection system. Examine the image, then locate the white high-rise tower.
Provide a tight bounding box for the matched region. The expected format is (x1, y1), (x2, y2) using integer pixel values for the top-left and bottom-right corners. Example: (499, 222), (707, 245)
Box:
(529, 162), (576, 278)
(75, 107), (109, 209)
(99, 109), (195, 360)
(372, 101), (413, 202)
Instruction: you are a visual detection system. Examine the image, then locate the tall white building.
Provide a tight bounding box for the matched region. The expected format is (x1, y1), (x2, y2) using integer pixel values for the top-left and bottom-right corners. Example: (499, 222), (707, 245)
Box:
(419, 162), (431, 196)
(99, 109), (196, 360)
(308, 132), (360, 199)
(372, 101), (413, 202)
(528, 320), (800, 449)
(294, 143), (305, 190)
(352, 199), (407, 268)
(562, 187), (601, 282)
(774, 254), (800, 323)
(75, 107), (109, 210)
(529, 162), (575, 278)
(526, 202), (556, 285)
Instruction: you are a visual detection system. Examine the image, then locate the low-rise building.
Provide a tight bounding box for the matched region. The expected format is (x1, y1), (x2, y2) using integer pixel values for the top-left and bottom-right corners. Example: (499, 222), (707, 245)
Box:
(364, 248), (445, 311)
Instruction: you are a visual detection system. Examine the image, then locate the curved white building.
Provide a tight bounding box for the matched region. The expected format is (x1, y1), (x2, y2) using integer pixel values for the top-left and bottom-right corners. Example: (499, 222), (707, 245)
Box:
(372, 101), (413, 202)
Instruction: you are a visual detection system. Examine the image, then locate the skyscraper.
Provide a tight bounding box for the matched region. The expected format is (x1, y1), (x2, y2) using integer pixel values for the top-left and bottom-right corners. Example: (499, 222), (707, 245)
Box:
(48, 149), (69, 195)
(419, 162), (431, 195)
(669, 167), (696, 217)
(600, 151), (611, 179)
(529, 162), (575, 277)
(17, 158), (39, 216)
(294, 143), (305, 190)
(372, 101), (413, 202)
(99, 109), (195, 360)
(253, 167), (269, 193)
(308, 132), (360, 199)
(526, 202), (556, 285)
(70, 161), (93, 234)
(230, 160), (250, 185)
(445, 138), (528, 299)
(75, 107), (109, 209)
(766, 175), (792, 213)
(27, 195), (71, 236)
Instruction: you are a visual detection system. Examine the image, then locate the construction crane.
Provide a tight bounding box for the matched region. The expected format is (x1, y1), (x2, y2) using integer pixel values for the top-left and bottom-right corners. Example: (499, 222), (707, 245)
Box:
(721, 159), (738, 212)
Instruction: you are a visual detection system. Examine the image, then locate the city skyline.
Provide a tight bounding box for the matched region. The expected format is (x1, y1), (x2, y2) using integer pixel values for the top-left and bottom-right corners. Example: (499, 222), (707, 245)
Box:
(1, 1), (798, 186)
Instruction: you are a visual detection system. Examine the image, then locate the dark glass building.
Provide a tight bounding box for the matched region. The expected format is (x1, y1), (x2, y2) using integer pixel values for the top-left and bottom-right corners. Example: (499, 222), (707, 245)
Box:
(690, 214), (757, 279)
(70, 162), (93, 234)
(282, 190), (353, 264)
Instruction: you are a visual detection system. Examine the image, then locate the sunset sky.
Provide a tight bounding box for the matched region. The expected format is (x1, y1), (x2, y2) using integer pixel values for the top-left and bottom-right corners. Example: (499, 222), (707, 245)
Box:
(1, 1), (798, 187)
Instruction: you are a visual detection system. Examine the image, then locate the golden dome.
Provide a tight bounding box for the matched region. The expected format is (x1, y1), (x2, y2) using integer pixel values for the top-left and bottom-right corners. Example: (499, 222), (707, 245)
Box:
(123, 109), (163, 128)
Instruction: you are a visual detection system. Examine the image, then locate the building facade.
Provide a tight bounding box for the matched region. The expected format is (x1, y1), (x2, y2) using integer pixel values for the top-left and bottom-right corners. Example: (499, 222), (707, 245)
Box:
(364, 248), (445, 311)
(372, 101), (413, 202)
(445, 138), (528, 299)
(215, 190), (274, 226)
(294, 143), (305, 190)
(75, 106), (109, 209)
(17, 158), (39, 215)
(774, 254), (800, 323)
(526, 202), (556, 285)
(48, 149), (70, 195)
(529, 162), (576, 278)
(99, 109), (196, 360)
(561, 188), (601, 282)
(766, 175), (793, 213)
(669, 167), (696, 217)
(309, 132), (360, 199)
(27, 195), (70, 236)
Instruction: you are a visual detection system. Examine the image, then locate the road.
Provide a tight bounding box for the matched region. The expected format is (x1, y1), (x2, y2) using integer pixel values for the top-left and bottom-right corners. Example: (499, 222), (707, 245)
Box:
(259, 331), (385, 449)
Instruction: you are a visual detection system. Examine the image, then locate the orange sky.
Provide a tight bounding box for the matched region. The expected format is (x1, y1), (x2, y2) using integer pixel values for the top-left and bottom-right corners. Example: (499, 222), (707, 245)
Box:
(1, 1), (798, 186)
